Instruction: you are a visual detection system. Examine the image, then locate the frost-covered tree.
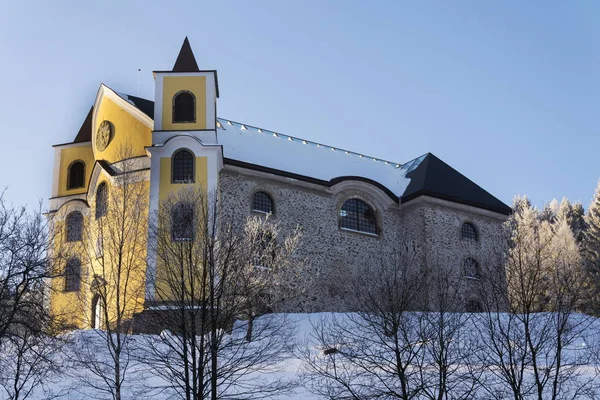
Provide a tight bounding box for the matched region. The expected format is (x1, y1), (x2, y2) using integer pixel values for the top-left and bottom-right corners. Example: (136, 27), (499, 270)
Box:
(478, 196), (597, 400)
(583, 181), (600, 275)
(582, 180), (600, 314)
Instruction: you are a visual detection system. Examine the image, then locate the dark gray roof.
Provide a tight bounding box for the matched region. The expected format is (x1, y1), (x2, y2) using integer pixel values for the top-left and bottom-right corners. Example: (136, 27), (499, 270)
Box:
(172, 37), (200, 72)
(401, 153), (511, 215)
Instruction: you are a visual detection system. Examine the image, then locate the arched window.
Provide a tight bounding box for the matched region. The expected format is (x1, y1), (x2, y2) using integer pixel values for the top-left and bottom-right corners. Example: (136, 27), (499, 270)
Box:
(172, 149), (195, 183)
(252, 192), (274, 214)
(466, 299), (483, 313)
(172, 202), (194, 241)
(64, 257), (81, 292)
(95, 182), (108, 219)
(464, 258), (481, 279)
(461, 222), (478, 241)
(65, 211), (83, 242)
(67, 160), (85, 190)
(339, 198), (378, 235)
(172, 91), (196, 123)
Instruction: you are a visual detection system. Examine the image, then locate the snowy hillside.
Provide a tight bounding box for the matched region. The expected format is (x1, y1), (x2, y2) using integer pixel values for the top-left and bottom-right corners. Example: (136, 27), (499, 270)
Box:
(3, 312), (600, 400)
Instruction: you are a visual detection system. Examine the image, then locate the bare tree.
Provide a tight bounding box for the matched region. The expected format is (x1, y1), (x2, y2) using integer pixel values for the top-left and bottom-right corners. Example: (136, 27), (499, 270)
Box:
(477, 199), (598, 400)
(418, 258), (483, 400)
(140, 187), (304, 400)
(301, 244), (431, 399)
(0, 194), (65, 399)
(65, 147), (149, 400)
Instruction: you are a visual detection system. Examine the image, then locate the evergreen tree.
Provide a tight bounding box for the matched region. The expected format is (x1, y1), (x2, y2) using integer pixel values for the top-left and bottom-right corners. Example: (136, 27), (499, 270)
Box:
(583, 181), (600, 275)
(539, 198), (559, 223)
(570, 201), (586, 243)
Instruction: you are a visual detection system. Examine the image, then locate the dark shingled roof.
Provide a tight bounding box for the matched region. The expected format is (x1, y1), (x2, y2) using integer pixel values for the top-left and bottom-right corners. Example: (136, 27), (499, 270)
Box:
(126, 94), (155, 119)
(73, 107), (93, 143)
(401, 153), (511, 215)
(172, 37), (200, 72)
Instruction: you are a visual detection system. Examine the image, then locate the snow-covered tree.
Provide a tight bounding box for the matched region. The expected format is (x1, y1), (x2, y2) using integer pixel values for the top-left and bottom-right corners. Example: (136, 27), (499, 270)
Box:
(583, 181), (600, 275)
(478, 196), (596, 399)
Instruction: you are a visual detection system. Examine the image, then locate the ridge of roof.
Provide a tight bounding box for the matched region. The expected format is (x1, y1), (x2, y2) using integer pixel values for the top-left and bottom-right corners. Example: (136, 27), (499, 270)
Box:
(172, 37), (200, 72)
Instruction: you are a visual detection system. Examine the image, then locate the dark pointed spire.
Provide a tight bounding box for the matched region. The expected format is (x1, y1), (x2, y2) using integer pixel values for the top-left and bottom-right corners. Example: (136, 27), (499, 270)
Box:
(172, 37), (200, 72)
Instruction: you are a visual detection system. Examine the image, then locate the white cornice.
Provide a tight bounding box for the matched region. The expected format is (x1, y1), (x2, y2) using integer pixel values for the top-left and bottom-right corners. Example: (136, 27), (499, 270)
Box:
(92, 84), (154, 136)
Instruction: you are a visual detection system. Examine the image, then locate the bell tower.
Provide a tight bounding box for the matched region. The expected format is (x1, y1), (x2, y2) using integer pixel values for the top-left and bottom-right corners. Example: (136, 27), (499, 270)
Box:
(145, 38), (223, 303)
(153, 37), (219, 135)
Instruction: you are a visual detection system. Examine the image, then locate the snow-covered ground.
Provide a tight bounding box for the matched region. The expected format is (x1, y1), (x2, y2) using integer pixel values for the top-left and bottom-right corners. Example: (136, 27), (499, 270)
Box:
(4, 312), (600, 399)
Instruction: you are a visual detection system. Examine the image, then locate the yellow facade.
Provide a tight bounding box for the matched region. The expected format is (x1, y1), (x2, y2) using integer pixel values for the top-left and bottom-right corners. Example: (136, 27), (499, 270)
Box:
(161, 76), (207, 131)
(94, 97), (152, 162)
(159, 156), (208, 202)
(57, 145), (95, 197)
(50, 39), (216, 330)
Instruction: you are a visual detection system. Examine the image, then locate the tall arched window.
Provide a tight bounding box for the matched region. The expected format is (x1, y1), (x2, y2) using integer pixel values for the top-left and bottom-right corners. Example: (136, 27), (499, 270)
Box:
(339, 198), (378, 235)
(172, 149), (195, 183)
(67, 160), (85, 189)
(64, 257), (81, 292)
(172, 91), (196, 123)
(461, 222), (478, 241)
(96, 182), (108, 219)
(172, 202), (194, 241)
(65, 211), (83, 242)
(252, 191), (274, 214)
(464, 258), (481, 279)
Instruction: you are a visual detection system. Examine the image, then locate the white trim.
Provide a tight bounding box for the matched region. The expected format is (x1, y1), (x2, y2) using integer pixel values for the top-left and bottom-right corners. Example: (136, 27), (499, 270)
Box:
(91, 84), (154, 154)
(144, 134), (224, 302)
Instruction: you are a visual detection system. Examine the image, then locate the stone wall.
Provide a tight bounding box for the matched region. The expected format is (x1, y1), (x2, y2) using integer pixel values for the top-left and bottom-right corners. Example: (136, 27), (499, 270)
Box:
(219, 167), (507, 312)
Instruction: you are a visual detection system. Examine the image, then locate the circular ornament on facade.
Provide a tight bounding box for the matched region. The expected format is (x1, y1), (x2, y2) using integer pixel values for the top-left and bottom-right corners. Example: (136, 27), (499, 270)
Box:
(96, 120), (113, 151)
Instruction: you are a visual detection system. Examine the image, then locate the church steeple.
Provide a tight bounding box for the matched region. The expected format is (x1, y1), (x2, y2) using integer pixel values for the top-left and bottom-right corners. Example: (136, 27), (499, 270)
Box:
(152, 38), (218, 132)
(172, 37), (199, 72)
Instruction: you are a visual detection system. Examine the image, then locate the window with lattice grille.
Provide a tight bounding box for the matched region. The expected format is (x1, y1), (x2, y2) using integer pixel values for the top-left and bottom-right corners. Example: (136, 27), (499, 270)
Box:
(64, 257), (81, 292)
(96, 182), (108, 219)
(66, 211), (83, 242)
(172, 149), (195, 183)
(172, 202), (194, 241)
(464, 258), (481, 279)
(339, 198), (378, 235)
(252, 192), (273, 214)
(461, 222), (478, 241)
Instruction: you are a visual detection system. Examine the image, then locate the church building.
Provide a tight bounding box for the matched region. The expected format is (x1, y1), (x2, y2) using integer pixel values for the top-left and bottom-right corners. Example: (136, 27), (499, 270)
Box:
(48, 38), (511, 329)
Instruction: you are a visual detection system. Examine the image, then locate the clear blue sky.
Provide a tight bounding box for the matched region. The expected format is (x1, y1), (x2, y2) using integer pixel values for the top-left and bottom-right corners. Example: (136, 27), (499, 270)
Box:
(0, 1), (598, 210)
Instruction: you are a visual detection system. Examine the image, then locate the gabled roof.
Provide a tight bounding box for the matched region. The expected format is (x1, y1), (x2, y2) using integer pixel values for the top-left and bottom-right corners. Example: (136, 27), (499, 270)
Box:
(172, 37), (200, 72)
(402, 153), (512, 215)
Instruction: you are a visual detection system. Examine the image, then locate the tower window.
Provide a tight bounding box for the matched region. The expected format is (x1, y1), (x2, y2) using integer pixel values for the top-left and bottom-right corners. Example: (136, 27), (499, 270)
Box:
(339, 198), (378, 235)
(172, 202), (194, 241)
(172, 91), (196, 123)
(462, 222), (478, 241)
(67, 160), (85, 190)
(464, 258), (481, 279)
(252, 192), (274, 214)
(65, 211), (83, 242)
(172, 149), (195, 183)
(96, 182), (108, 219)
(64, 257), (81, 292)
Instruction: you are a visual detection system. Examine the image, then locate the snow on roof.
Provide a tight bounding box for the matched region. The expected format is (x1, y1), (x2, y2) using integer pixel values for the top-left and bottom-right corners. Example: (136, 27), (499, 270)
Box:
(216, 118), (426, 198)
